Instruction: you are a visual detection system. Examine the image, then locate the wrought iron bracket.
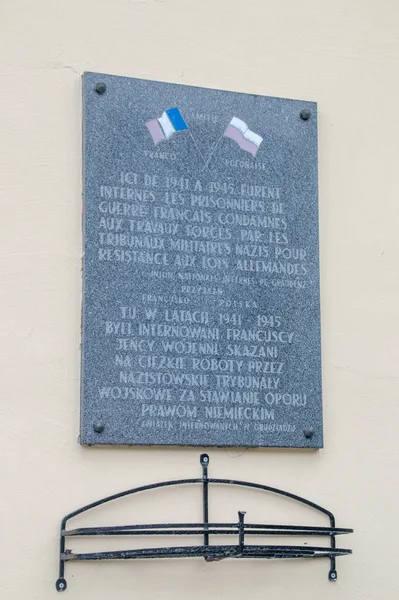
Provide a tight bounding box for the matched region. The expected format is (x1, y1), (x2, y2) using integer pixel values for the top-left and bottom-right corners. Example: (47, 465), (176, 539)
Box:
(56, 454), (353, 591)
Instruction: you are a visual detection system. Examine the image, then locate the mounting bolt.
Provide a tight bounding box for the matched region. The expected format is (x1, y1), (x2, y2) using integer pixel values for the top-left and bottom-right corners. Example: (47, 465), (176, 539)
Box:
(303, 428), (314, 439)
(329, 570), (337, 581)
(93, 421), (105, 433)
(200, 453), (209, 465)
(95, 82), (106, 95)
(55, 578), (67, 592)
(300, 109), (311, 120)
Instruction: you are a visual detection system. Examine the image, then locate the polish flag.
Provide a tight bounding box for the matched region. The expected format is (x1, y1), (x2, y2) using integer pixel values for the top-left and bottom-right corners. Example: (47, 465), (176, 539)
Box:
(224, 117), (263, 157)
(146, 107), (188, 145)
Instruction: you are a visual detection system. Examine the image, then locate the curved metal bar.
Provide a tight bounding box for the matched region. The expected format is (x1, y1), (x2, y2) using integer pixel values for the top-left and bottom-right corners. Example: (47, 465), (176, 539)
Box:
(61, 478), (203, 528)
(61, 477), (333, 528)
(207, 478), (334, 521)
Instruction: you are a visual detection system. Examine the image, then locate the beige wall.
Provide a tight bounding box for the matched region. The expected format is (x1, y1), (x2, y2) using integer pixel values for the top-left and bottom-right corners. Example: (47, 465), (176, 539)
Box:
(2, 0), (399, 598)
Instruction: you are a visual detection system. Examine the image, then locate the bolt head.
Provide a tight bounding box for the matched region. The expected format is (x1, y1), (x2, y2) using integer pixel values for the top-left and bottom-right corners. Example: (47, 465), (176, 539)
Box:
(95, 82), (106, 94)
(203, 456), (208, 463)
(303, 428), (314, 439)
(93, 421), (105, 433)
(300, 109), (311, 121)
(56, 578), (67, 592)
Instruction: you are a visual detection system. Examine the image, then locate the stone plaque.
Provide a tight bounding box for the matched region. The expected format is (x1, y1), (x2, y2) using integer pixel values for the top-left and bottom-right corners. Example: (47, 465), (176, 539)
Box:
(81, 72), (322, 448)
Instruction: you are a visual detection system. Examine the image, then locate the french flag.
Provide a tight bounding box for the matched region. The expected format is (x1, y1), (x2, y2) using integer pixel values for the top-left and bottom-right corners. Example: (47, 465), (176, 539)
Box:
(224, 117), (263, 157)
(146, 107), (188, 145)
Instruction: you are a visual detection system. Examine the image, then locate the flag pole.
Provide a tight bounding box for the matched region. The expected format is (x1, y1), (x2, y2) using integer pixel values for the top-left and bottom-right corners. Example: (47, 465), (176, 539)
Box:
(188, 131), (207, 166)
(201, 134), (224, 172)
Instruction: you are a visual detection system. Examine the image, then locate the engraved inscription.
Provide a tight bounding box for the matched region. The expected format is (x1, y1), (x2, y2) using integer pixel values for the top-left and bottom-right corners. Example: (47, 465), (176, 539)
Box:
(81, 73), (322, 447)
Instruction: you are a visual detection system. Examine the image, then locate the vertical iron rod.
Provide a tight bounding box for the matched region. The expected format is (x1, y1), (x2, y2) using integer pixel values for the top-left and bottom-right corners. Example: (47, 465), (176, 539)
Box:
(55, 522), (67, 591)
(200, 454), (209, 548)
(329, 515), (337, 581)
(238, 511), (246, 552)
(59, 535), (65, 579)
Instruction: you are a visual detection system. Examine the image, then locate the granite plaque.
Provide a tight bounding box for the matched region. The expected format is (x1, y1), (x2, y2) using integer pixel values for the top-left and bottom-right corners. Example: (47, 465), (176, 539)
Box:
(81, 71), (322, 448)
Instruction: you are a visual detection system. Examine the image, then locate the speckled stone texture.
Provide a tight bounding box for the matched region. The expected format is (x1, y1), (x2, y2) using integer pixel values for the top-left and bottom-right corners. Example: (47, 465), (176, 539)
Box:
(81, 72), (322, 448)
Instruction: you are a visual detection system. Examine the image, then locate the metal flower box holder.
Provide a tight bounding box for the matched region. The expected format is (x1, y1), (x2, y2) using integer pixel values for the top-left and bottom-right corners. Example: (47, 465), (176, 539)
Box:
(56, 454), (353, 591)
